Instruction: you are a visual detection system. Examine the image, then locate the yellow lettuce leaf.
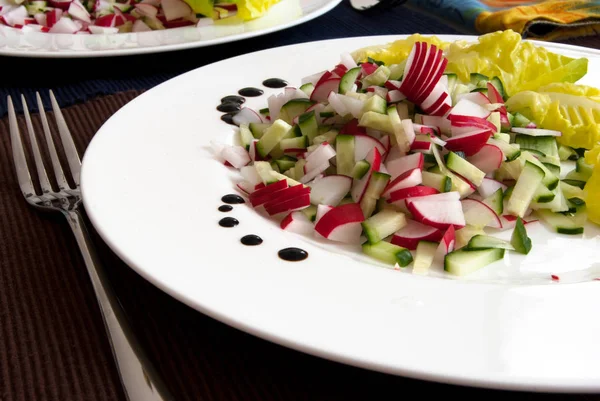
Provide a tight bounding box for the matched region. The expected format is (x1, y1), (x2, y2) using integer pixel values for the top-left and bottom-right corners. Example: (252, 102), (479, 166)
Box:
(444, 30), (588, 96)
(506, 87), (600, 150)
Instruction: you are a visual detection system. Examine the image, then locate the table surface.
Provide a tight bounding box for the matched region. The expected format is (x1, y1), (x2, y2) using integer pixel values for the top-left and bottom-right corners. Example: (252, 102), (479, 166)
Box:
(1, 2), (600, 400)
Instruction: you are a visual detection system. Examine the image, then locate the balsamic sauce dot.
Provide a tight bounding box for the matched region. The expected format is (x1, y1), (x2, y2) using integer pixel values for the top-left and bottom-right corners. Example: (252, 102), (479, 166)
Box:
(221, 194), (245, 204)
(262, 78), (288, 88)
(221, 95), (245, 104)
(218, 205), (233, 212)
(241, 234), (263, 246)
(221, 112), (238, 125)
(238, 87), (264, 97)
(219, 217), (239, 227)
(278, 247), (308, 262)
(217, 102), (242, 113)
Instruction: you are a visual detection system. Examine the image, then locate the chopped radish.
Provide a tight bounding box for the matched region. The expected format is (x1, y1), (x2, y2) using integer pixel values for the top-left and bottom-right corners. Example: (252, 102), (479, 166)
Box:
(309, 175), (351, 206)
(391, 220), (442, 250)
(314, 203), (365, 244)
(466, 144), (503, 173)
(280, 211), (314, 235)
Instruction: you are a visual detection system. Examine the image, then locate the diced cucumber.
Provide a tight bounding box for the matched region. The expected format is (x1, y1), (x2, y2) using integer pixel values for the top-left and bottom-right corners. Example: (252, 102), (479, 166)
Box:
(298, 111), (319, 141)
(490, 76), (506, 100)
(510, 217), (532, 254)
(536, 208), (586, 235)
(279, 99), (315, 124)
(339, 67), (361, 95)
(467, 235), (514, 250)
(576, 158), (594, 181)
(359, 111), (394, 133)
(470, 73), (489, 88)
(446, 151), (485, 186)
(558, 145), (578, 161)
(313, 129), (339, 146)
(533, 183), (556, 203)
(352, 160), (370, 180)
(482, 188), (504, 215)
(514, 135), (558, 158)
(301, 204), (318, 222)
(519, 151), (559, 190)
(388, 61), (406, 81)
(256, 120), (293, 158)
(363, 95), (387, 115)
(421, 171), (452, 192)
(249, 122), (271, 139)
(299, 83), (314, 97)
(413, 241), (438, 275)
(238, 124), (254, 150)
(506, 161), (545, 217)
(362, 65), (391, 87)
(444, 248), (505, 276)
(488, 137), (521, 161)
(274, 155), (297, 172)
(361, 209), (407, 244)
(512, 112), (532, 128)
(336, 134), (355, 176)
(360, 171), (391, 218)
(362, 241), (413, 267)
(280, 135), (308, 151)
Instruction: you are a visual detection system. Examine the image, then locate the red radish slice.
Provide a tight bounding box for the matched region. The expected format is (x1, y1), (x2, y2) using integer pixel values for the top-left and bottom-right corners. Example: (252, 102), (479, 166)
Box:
(436, 225), (456, 259)
(387, 185), (440, 204)
(456, 91), (491, 106)
(487, 82), (504, 104)
(280, 211), (314, 235)
(511, 127), (562, 137)
(444, 128), (492, 156)
(221, 145), (250, 169)
(391, 219), (442, 250)
(466, 144), (503, 174)
(407, 199), (465, 230)
(249, 180), (288, 207)
(314, 203), (365, 244)
(461, 198), (502, 229)
(309, 175), (352, 206)
(265, 193), (311, 216)
(448, 98), (491, 120)
(351, 147), (382, 203)
(382, 168), (422, 198)
(477, 177), (507, 199)
(232, 107), (262, 125)
(354, 134), (386, 162)
(310, 78), (341, 103)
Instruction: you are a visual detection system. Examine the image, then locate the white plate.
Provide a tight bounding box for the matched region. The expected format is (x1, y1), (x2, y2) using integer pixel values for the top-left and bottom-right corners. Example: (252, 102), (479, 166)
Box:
(0, 0), (339, 57)
(81, 35), (600, 392)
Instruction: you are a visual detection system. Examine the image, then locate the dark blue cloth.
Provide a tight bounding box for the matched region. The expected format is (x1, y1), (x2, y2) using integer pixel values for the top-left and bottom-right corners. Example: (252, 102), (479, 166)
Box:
(1, 2), (463, 117)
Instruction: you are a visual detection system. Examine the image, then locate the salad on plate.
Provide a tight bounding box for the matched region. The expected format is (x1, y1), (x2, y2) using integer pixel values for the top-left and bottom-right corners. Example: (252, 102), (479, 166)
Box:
(213, 30), (600, 277)
(0, 0), (283, 33)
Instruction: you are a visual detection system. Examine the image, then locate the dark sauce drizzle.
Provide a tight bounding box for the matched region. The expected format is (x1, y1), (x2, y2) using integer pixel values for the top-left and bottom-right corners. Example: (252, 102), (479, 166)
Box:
(221, 95), (245, 104)
(221, 194), (245, 204)
(241, 235), (263, 246)
(219, 217), (239, 227)
(218, 205), (233, 212)
(278, 247), (308, 262)
(221, 112), (238, 125)
(262, 78), (288, 88)
(238, 87), (264, 97)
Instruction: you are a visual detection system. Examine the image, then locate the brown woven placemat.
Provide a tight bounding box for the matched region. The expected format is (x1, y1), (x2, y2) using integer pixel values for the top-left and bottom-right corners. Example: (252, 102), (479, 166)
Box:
(0, 91), (597, 401)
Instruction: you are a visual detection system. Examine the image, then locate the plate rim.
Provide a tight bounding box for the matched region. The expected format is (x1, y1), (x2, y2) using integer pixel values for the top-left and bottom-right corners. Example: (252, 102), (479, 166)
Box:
(81, 34), (600, 393)
(0, 0), (342, 58)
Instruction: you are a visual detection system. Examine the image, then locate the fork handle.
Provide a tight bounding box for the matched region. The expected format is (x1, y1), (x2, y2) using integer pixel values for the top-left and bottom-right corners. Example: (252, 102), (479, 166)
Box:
(63, 208), (175, 401)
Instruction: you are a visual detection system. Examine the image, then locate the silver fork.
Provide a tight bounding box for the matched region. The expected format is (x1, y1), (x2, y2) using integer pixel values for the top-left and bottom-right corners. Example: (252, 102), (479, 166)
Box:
(7, 91), (174, 401)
